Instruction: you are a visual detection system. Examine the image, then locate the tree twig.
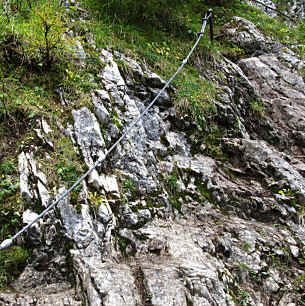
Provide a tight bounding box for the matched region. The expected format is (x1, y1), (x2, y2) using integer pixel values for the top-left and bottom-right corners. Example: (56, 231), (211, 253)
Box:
(250, 0), (296, 22)
(1, 84), (9, 119)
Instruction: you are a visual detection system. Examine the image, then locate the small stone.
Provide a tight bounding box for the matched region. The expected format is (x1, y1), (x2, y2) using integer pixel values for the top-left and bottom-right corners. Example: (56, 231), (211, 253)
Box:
(264, 277), (280, 293)
(73, 40), (86, 65)
(108, 123), (120, 139)
(23, 209), (41, 244)
(41, 119), (52, 134)
(176, 180), (185, 193)
(158, 161), (174, 174)
(148, 238), (166, 252)
(149, 87), (170, 104)
(95, 89), (111, 103)
(123, 212), (139, 227)
(37, 180), (51, 208)
(137, 209), (151, 221)
(200, 143), (206, 151)
(96, 223), (105, 237)
(146, 72), (166, 88)
(18, 152), (33, 202)
(98, 202), (113, 224)
(88, 169), (101, 189)
(274, 249), (285, 256)
(99, 174), (120, 197)
(289, 245), (299, 258)
(72, 107), (105, 168)
(0, 239), (13, 250)
(100, 49), (126, 88)
(166, 132), (190, 156)
(92, 92), (110, 125)
(286, 205), (297, 214)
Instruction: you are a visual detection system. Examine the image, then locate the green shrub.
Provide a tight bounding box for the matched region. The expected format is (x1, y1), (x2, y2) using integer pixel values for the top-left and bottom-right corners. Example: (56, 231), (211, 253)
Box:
(0, 0), (71, 69)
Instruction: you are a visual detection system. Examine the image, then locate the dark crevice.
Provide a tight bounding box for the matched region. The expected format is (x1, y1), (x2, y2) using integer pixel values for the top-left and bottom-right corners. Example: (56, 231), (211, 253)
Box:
(132, 264), (153, 306)
(90, 275), (106, 305)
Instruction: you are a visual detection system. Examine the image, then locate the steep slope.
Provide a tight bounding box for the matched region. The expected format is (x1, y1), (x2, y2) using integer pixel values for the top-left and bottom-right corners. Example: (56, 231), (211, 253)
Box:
(0, 1), (304, 305)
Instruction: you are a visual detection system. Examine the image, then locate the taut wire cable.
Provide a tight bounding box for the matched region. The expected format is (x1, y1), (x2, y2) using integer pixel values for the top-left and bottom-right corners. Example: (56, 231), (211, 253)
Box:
(0, 9), (213, 251)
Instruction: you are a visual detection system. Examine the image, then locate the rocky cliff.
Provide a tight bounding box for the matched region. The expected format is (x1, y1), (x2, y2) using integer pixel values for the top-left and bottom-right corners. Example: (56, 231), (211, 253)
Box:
(0, 1), (304, 306)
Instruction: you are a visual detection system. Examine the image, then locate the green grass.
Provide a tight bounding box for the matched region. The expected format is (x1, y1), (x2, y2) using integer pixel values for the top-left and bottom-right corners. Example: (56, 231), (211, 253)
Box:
(250, 100), (265, 117)
(0, 0), (305, 290)
(0, 158), (23, 247)
(1, 0), (304, 133)
(0, 246), (30, 290)
(80, 0), (223, 124)
(228, 2), (305, 57)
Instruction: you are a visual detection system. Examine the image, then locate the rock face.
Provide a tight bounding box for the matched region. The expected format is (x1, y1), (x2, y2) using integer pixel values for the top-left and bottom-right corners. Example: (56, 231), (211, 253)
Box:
(223, 16), (272, 54)
(18, 151), (51, 207)
(0, 286), (82, 306)
(135, 221), (234, 306)
(248, 0), (305, 20)
(241, 139), (305, 197)
(238, 50), (305, 151)
(2, 5), (305, 306)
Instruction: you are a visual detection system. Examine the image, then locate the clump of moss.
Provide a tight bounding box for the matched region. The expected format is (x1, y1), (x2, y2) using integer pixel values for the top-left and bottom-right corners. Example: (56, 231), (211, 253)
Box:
(0, 246), (30, 290)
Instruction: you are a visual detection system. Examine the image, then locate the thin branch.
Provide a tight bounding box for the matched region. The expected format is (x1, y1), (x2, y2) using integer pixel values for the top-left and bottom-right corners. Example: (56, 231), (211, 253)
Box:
(1, 85), (9, 119)
(250, 0), (296, 22)
(3, 0), (10, 22)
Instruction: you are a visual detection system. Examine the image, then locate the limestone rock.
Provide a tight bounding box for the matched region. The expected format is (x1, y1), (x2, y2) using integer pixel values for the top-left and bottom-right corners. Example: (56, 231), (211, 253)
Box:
(166, 131), (191, 156)
(72, 107), (105, 169)
(92, 91), (111, 125)
(57, 187), (101, 251)
(289, 245), (299, 258)
(73, 256), (141, 306)
(0, 287), (82, 306)
(23, 209), (41, 246)
(100, 49), (126, 90)
(241, 139), (305, 197)
(173, 154), (216, 180)
(136, 222), (234, 306)
(18, 152), (33, 202)
(238, 49), (305, 151)
(34, 118), (54, 149)
(7, 24), (305, 305)
(247, 0), (277, 17)
(146, 72), (166, 88)
(99, 174), (120, 197)
(223, 16), (272, 53)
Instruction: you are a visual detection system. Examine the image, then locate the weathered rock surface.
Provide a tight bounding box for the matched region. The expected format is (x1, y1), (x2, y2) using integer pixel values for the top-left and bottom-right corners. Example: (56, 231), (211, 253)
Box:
(239, 50), (305, 152)
(2, 6), (305, 306)
(248, 0), (305, 20)
(136, 221), (234, 306)
(72, 107), (105, 168)
(223, 16), (272, 54)
(0, 286), (82, 306)
(18, 152), (51, 207)
(247, 0), (277, 17)
(34, 118), (54, 149)
(18, 152), (34, 203)
(241, 139), (305, 196)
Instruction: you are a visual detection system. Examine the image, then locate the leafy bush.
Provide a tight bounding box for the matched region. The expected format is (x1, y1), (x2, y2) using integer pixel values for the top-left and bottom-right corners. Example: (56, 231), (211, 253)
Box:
(0, 0), (71, 69)
(85, 0), (195, 36)
(0, 179), (19, 203)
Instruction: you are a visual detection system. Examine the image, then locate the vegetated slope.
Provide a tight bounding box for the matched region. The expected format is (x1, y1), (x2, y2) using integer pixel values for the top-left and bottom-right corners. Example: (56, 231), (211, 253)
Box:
(0, 0), (304, 305)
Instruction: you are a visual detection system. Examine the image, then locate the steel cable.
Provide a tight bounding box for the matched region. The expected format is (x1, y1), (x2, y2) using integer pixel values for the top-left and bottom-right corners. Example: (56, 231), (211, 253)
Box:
(0, 10), (213, 251)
